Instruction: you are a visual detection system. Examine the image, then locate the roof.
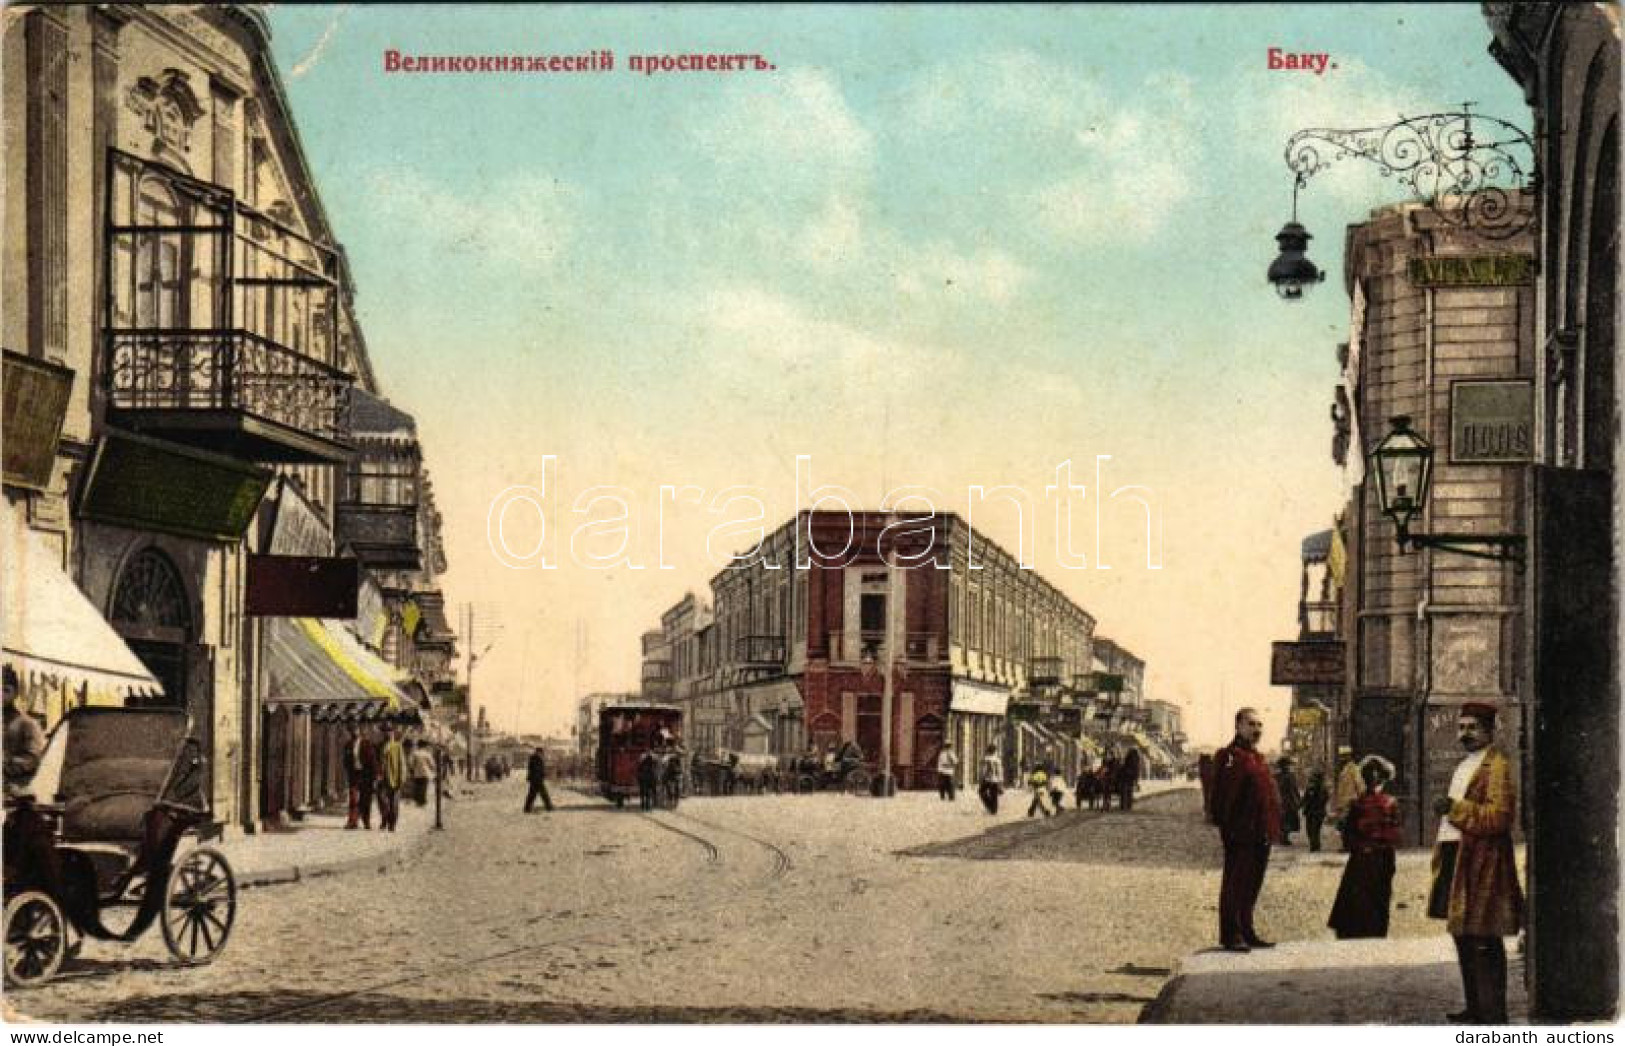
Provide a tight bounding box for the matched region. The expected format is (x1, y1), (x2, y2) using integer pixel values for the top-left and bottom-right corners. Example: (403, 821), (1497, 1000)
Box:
(1301, 529), (1333, 562)
(348, 388), (418, 438)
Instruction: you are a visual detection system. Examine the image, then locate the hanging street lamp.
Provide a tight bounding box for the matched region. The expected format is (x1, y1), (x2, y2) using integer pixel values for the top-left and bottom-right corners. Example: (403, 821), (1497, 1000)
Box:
(1368, 415), (1525, 566)
(1267, 103), (1535, 301)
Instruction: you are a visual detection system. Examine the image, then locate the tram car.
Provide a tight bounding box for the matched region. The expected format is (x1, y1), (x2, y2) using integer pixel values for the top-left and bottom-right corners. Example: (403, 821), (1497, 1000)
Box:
(595, 703), (683, 808)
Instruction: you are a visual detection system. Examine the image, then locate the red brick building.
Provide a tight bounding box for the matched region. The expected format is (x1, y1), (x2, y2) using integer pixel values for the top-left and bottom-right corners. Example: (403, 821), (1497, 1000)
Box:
(643, 510), (1101, 790)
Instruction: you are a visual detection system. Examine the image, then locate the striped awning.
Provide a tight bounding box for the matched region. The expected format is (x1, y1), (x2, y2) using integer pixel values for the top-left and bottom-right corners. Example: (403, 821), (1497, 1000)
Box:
(264, 617), (412, 719)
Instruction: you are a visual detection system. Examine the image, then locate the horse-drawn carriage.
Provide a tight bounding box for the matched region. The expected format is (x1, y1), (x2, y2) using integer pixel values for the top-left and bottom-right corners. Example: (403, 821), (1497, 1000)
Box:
(691, 751), (781, 795)
(3, 707), (237, 986)
(790, 742), (872, 796)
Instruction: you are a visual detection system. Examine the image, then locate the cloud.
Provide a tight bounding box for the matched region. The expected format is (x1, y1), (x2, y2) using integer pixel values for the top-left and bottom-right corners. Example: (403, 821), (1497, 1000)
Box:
(892, 242), (1033, 305)
(362, 168), (576, 275)
(693, 68), (873, 197)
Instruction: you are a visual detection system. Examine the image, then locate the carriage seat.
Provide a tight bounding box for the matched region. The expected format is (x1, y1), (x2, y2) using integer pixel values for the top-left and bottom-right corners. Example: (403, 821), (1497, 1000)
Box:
(59, 757), (158, 843)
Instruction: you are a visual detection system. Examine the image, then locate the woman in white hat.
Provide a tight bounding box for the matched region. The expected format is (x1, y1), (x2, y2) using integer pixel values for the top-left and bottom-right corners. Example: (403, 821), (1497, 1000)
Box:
(1328, 754), (1401, 939)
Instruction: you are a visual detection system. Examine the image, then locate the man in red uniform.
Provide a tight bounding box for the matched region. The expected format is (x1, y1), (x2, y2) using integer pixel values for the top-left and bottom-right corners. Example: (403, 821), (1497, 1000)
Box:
(1209, 706), (1282, 952)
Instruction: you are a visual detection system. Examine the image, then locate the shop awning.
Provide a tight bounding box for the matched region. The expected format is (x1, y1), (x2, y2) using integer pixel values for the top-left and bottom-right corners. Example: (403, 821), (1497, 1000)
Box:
(3, 502), (161, 701)
(950, 680), (1009, 717)
(263, 616), (412, 719)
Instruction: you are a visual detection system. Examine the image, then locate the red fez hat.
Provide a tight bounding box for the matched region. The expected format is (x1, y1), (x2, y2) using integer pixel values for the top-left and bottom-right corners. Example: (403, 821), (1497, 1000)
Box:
(1460, 701), (1498, 721)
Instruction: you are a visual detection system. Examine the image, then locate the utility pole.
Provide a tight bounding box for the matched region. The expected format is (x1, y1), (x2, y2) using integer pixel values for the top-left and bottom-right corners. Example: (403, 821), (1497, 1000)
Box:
(879, 518), (900, 797)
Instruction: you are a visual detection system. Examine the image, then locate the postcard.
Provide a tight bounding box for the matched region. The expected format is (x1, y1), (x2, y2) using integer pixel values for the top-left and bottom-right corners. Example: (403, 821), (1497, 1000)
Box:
(1, 2), (1618, 1033)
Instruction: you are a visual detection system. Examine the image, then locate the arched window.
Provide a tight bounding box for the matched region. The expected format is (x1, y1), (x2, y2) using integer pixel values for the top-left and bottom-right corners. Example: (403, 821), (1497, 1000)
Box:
(111, 547), (192, 638)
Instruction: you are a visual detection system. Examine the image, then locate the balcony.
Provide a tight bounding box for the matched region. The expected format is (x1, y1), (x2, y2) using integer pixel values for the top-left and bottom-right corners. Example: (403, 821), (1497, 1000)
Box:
(1029, 656), (1065, 686)
(1300, 600), (1341, 638)
(642, 660), (673, 683)
(106, 329), (351, 463)
(335, 502), (422, 570)
(734, 635), (786, 669)
(103, 150), (351, 465)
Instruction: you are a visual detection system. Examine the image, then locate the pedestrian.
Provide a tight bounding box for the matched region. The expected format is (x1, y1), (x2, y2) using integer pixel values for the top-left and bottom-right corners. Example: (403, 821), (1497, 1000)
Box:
(1329, 755), (1401, 939)
(1024, 764), (1051, 818)
(1098, 756), (1119, 812)
(3, 666), (45, 798)
(377, 723), (405, 831)
(342, 723), (377, 829)
(1275, 757), (1302, 846)
(1078, 769), (1098, 810)
(977, 743), (1003, 815)
(1048, 763), (1066, 813)
(1331, 745), (1364, 851)
(407, 738), (434, 806)
(1117, 747), (1142, 811)
(1429, 702), (1523, 1025)
(637, 749), (659, 811)
(1301, 769), (1330, 852)
(936, 742), (959, 801)
(1209, 707), (1282, 952)
(1198, 752), (1216, 819)
(662, 750), (683, 809)
(523, 745), (555, 813)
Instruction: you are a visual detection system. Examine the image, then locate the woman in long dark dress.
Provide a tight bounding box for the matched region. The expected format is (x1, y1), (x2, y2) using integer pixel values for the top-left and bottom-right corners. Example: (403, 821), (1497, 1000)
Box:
(1328, 755), (1402, 939)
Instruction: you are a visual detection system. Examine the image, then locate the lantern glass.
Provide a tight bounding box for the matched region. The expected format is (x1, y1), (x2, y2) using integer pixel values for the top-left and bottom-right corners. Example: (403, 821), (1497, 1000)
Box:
(1370, 416), (1434, 530)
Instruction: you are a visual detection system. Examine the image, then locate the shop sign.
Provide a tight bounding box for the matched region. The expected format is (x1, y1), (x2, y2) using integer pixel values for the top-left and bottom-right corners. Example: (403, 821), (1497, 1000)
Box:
(247, 555), (359, 618)
(1407, 254), (1534, 287)
(1450, 379), (1533, 463)
(2, 351), (73, 491)
(1270, 641), (1345, 686)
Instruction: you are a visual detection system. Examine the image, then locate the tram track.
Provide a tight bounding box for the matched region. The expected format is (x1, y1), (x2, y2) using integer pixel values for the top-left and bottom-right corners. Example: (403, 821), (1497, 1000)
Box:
(235, 798), (790, 1024)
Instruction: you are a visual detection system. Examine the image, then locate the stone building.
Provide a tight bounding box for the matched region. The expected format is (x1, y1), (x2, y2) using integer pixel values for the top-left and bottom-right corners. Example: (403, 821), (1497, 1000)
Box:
(1326, 201), (1535, 846)
(1, 6), (450, 832)
(1484, 3), (1619, 1021)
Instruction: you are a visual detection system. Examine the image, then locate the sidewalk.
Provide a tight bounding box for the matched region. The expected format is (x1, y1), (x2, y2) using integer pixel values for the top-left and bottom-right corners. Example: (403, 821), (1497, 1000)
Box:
(199, 799), (439, 888)
(1140, 933), (1529, 1024)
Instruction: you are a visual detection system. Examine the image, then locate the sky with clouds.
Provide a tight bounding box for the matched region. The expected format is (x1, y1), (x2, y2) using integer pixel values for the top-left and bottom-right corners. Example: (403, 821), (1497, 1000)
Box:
(265, 4), (1529, 745)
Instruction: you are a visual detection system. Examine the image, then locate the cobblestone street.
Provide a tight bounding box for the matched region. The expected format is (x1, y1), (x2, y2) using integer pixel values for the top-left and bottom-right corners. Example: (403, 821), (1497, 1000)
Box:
(8, 782), (1452, 1024)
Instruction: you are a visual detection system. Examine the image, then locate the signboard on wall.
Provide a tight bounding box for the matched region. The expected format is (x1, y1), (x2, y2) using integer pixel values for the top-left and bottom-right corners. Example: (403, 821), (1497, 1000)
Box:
(1450, 380), (1534, 463)
(1270, 641), (1346, 686)
(1407, 254), (1535, 287)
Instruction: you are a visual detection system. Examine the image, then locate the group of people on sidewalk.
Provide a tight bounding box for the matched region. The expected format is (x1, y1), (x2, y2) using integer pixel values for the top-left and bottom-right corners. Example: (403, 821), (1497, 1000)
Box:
(1208, 703), (1524, 1025)
(342, 723), (441, 831)
(933, 741), (1146, 816)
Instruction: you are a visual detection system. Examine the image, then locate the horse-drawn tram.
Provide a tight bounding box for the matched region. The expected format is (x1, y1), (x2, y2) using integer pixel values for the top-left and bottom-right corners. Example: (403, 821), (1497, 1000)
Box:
(4, 707), (237, 986)
(595, 703), (684, 809)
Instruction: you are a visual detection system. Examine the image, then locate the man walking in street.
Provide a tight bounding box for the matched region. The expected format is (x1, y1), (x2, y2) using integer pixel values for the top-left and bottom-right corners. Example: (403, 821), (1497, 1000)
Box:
(1429, 702), (1523, 1025)
(408, 739), (436, 806)
(377, 724), (405, 832)
(935, 742), (959, 801)
(1210, 707), (1282, 952)
(342, 723), (378, 829)
(524, 745), (555, 813)
(1302, 769), (1330, 852)
(1275, 756), (1303, 846)
(977, 743), (1003, 815)
(1118, 746), (1142, 811)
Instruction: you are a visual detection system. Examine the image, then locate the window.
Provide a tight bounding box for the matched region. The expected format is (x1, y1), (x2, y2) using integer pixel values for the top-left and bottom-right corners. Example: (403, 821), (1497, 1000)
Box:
(860, 593), (886, 634)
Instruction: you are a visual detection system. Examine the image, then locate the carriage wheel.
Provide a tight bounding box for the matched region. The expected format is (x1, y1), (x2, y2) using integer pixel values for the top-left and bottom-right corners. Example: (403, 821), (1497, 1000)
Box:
(846, 769), (871, 796)
(5, 891), (68, 987)
(161, 847), (236, 966)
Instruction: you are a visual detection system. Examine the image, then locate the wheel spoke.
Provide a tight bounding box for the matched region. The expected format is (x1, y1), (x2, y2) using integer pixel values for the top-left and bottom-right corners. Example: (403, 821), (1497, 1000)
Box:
(199, 905), (228, 936)
(187, 913), (200, 956)
(195, 913), (216, 953)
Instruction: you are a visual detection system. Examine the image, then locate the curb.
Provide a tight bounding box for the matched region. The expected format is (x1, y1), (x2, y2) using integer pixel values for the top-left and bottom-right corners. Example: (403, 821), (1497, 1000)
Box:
(234, 826), (435, 890)
(1136, 974), (1186, 1024)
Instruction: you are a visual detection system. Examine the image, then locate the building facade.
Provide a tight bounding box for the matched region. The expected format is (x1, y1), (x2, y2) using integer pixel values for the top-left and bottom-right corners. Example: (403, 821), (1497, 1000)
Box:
(641, 511), (1149, 790)
(1326, 201), (1535, 846)
(1484, 3), (1619, 1020)
(1, 5), (452, 833)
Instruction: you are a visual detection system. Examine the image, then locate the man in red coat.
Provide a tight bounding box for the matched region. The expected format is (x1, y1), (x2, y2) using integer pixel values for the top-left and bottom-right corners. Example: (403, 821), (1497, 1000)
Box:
(1209, 707), (1282, 951)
